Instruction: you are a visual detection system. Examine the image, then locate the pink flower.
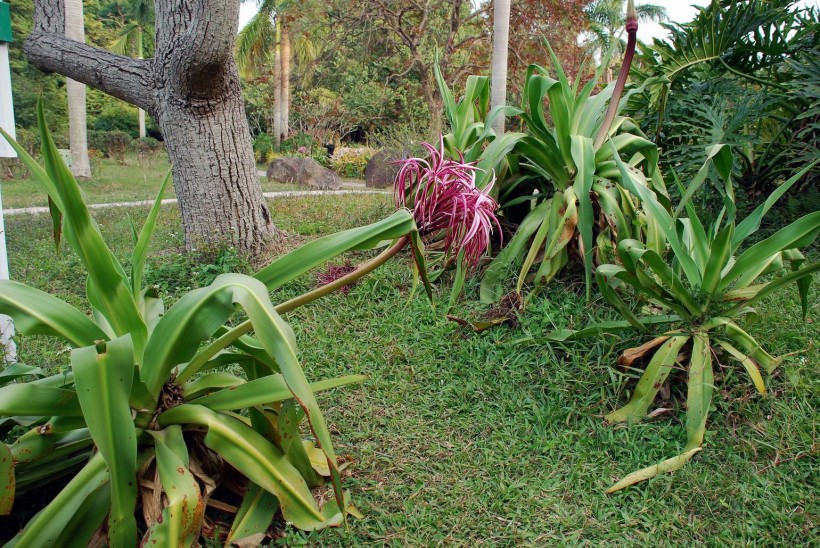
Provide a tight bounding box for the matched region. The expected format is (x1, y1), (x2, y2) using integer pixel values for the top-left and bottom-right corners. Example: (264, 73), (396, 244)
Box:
(394, 137), (501, 267)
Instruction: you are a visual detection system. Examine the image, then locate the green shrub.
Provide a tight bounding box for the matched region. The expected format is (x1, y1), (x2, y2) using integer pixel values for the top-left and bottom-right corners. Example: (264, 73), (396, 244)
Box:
(280, 132), (318, 154)
(252, 133), (274, 164)
(135, 137), (164, 167)
(331, 147), (374, 179)
(92, 104), (139, 137)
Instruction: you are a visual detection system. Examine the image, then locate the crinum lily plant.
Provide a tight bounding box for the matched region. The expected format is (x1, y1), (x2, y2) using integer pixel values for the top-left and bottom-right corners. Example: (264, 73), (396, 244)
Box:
(0, 106), (501, 545)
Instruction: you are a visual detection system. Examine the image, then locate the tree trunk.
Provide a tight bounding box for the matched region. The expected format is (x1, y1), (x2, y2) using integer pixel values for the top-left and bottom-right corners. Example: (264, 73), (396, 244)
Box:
(272, 17), (282, 148)
(421, 69), (443, 136)
(64, 0), (91, 178)
(25, 0), (274, 253)
(280, 23), (290, 143)
(490, 0), (511, 135)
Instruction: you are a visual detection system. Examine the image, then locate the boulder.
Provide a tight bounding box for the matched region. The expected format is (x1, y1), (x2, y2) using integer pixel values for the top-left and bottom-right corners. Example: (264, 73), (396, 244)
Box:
(365, 149), (402, 189)
(266, 157), (304, 183)
(296, 158), (342, 190)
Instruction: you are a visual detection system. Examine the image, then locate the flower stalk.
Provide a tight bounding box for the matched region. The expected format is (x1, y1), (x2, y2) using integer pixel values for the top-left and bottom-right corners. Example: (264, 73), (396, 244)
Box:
(594, 0), (639, 150)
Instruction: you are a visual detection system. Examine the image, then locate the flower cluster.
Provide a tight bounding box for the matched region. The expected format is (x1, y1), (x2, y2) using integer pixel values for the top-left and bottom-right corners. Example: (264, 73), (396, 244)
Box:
(394, 137), (501, 267)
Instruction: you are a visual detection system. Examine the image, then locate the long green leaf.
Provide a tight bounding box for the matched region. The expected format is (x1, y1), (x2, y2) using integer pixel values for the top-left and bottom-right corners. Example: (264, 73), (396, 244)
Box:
(34, 102), (148, 359)
(606, 334), (690, 423)
(719, 213), (820, 292)
(606, 448), (702, 494)
(715, 339), (766, 395)
(8, 452), (108, 547)
(0, 383), (82, 417)
(226, 482), (279, 546)
(611, 142), (702, 286)
(0, 281), (106, 347)
(131, 171), (171, 297)
(481, 199), (551, 303)
(53, 482), (111, 547)
(733, 162), (816, 249)
(72, 335), (138, 546)
(143, 427), (203, 546)
(0, 443), (13, 514)
(571, 136), (596, 299)
(254, 210), (415, 291)
(189, 374), (366, 411)
(686, 333), (713, 451)
(159, 404), (342, 530)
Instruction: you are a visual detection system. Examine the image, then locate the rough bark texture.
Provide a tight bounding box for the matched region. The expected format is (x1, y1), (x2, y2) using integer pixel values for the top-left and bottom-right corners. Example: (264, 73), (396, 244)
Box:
(64, 0), (91, 178)
(490, 0), (511, 136)
(25, 0), (274, 253)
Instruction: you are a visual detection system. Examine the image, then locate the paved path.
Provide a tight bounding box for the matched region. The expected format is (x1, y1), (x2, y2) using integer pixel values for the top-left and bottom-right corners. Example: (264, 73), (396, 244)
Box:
(3, 189), (388, 216)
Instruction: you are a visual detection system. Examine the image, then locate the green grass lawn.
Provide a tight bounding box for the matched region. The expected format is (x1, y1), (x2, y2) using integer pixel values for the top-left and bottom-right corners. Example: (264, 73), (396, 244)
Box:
(0, 154), (329, 209)
(3, 193), (818, 545)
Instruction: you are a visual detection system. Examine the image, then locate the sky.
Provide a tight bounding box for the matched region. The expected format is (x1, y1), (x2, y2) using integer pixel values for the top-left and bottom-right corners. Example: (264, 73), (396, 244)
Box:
(239, 0), (819, 44)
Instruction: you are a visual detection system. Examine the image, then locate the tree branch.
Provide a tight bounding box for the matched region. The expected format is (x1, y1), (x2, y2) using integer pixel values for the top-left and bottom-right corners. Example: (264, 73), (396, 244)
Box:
(25, 21), (155, 113)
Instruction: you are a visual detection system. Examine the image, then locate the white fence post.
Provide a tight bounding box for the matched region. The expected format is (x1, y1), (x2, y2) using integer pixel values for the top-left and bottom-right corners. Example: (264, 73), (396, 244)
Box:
(1, 2), (17, 364)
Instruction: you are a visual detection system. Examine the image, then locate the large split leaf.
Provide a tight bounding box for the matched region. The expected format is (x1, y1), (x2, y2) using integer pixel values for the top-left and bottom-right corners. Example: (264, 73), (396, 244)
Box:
(72, 335), (138, 546)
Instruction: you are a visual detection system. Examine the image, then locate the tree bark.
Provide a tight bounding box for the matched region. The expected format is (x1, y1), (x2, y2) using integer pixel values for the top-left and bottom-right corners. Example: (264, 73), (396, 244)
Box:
(64, 0), (91, 178)
(490, 0), (511, 135)
(280, 23), (290, 143)
(137, 27), (146, 139)
(272, 17), (282, 147)
(25, 0), (274, 254)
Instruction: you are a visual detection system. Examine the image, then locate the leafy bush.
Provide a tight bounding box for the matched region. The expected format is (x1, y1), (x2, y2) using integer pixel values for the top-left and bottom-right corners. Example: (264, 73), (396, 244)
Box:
(135, 137), (164, 167)
(92, 104), (139, 137)
(331, 147), (374, 179)
(280, 132), (318, 154)
(0, 105), (423, 545)
(252, 133), (274, 164)
(87, 130), (133, 164)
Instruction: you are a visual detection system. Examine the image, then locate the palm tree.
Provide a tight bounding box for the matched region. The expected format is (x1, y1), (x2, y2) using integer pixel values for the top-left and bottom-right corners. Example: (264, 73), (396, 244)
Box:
(111, 0), (155, 139)
(584, 0), (667, 81)
(491, 0), (511, 135)
(65, 0), (91, 178)
(236, 1), (317, 147)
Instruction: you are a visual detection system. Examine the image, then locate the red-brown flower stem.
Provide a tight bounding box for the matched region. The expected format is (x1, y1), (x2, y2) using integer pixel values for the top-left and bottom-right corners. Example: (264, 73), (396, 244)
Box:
(594, 0), (639, 150)
(275, 235), (411, 313)
(176, 235), (411, 383)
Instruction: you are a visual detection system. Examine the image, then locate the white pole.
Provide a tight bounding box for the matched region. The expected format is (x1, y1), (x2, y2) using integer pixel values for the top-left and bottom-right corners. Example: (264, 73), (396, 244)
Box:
(0, 39), (17, 364)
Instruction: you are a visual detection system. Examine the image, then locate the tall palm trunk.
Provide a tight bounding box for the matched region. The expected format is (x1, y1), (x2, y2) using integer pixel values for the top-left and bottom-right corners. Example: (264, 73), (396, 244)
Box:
(272, 17), (282, 147)
(64, 0), (91, 178)
(280, 22), (290, 143)
(490, 0), (511, 135)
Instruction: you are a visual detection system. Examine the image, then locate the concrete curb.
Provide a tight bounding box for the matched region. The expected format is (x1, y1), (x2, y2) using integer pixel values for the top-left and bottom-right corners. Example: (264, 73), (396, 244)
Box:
(2, 189), (389, 216)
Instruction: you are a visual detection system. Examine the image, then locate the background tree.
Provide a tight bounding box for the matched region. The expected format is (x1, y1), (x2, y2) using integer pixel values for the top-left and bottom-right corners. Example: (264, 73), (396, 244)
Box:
(24, 0), (274, 253)
(490, 0), (511, 135)
(65, 0), (91, 178)
(501, 0), (591, 101)
(333, 0), (490, 134)
(110, 0), (154, 138)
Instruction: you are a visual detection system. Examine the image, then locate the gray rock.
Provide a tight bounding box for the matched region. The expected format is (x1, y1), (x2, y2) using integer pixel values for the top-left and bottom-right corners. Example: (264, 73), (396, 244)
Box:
(266, 157), (304, 183)
(365, 149), (402, 189)
(296, 158), (342, 190)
